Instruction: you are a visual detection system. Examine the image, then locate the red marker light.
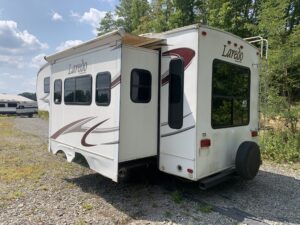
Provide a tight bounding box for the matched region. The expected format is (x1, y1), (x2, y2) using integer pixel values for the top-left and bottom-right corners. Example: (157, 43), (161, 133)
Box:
(251, 131), (258, 137)
(200, 139), (211, 148)
(201, 31), (207, 36)
(187, 168), (193, 174)
(227, 40), (231, 45)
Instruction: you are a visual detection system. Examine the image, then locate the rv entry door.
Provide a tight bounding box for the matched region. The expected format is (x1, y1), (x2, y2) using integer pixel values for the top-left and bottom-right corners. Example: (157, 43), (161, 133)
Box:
(119, 46), (159, 163)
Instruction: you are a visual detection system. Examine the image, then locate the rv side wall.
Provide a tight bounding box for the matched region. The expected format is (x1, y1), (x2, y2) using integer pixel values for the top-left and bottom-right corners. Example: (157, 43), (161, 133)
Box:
(49, 44), (121, 181)
(158, 28), (199, 180)
(36, 64), (51, 112)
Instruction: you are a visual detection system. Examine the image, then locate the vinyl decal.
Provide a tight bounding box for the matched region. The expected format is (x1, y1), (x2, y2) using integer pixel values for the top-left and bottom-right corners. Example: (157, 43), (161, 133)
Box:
(81, 119), (109, 147)
(51, 117), (95, 139)
(161, 48), (195, 86)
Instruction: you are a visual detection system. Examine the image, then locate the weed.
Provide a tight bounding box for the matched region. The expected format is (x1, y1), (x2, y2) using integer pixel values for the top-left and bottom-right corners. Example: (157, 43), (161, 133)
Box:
(152, 202), (158, 208)
(82, 203), (93, 210)
(197, 204), (213, 213)
(77, 219), (86, 225)
(171, 190), (183, 204)
(164, 210), (172, 218)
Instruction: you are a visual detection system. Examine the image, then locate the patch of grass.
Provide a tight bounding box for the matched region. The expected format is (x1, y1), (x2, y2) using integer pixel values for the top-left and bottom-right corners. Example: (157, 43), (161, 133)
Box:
(38, 111), (49, 120)
(197, 203), (213, 213)
(77, 219), (86, 225)
(260, 130), (300, 163)
(152, 202), (158, 208)
(171, 190), (183, 204)
(1, 190), (24, 201)
(82, 203), (93, 210)
(0, 164), (45, 182)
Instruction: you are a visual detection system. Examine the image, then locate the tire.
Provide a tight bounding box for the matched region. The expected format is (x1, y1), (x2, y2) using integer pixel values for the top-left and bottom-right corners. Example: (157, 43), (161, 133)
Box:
(235, 141), (261, 180)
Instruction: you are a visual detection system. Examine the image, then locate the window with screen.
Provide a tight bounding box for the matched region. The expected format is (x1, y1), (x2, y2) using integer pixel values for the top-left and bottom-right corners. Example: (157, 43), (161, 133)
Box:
(168, 58), (184, 129)
(44, 77), (50, 93)
(64, 75), (92, 105)
(54, 79), (62, 104)
(96, 72), (111, 106)
(130, 69), (152, 103)
(212, 59), (250, 129)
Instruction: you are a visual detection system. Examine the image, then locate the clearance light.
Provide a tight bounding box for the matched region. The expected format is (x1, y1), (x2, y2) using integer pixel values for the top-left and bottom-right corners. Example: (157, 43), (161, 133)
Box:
(187, 168), (193, 174)
(201, 31), (207, 36)
(200, 139), (211, 148)
(240, 45), (244, 49)
(251, 131), (258, 137)
(234, 43), (238, 47)
(227, 40), (231, 45)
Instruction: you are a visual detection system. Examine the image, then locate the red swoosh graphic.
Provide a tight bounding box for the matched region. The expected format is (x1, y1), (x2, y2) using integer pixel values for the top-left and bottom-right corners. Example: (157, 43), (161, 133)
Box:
(161, 48), (195, 86)
(81, 119), (109, 147)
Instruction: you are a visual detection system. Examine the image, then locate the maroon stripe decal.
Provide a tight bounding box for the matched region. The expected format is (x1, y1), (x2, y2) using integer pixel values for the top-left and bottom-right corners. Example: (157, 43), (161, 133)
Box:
(161, 48), (195, 86)
(111, 75), (121, 89)
(51, 117), (92, 139)
(81, 119), (109, 147)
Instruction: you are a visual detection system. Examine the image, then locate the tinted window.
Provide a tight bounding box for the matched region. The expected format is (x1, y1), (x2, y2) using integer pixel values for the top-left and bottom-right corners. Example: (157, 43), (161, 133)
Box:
(54, 79), (62, 104)
(168, 58), (184, 129)
(0, 104), (5, 107)
(7, 103), (17, 107)
(44, 77), (50, 93)
(96, 72), (111, 106)
(64, 75), (92, 105)
(212, 59), (250, 128)
(131, 69), (152, 103)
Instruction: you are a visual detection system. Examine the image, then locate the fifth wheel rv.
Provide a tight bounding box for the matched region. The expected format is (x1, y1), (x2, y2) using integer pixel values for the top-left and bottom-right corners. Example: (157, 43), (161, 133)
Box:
(43, 24), (261, 188)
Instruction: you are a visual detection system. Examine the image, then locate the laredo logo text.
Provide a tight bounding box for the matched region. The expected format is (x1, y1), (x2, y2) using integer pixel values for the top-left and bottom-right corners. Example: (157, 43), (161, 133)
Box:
(68, 60), (88, 74)
(222, 45), (243, 63)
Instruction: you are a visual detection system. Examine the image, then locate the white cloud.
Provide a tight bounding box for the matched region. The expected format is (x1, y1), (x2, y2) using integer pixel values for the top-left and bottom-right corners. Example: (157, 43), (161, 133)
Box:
(31, 53), (47, 68)
(0, 54), (25, 68)
(0, 20), (48, 55)
(52, 11), (63, 21)
(56, 40), (83, 51)
(70, 8), (106, 34)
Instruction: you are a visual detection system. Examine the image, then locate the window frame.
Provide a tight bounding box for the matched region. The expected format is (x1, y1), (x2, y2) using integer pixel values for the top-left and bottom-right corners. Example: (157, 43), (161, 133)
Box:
(211, 58), (251, 129)
(44, 77), (50, 94)
(64, 74), (92, 105)
(54, 79), (62, 105)
(96, 71), (111, 106)
(130, 68), (152, 104)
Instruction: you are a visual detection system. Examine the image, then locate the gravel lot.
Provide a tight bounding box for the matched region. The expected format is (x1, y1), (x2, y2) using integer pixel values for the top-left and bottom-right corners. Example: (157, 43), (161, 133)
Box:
(0, 117), (299, 225)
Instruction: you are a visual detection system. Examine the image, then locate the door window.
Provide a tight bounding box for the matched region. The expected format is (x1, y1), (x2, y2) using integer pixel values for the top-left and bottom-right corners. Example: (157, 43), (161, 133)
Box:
(130, 69), (152, 103)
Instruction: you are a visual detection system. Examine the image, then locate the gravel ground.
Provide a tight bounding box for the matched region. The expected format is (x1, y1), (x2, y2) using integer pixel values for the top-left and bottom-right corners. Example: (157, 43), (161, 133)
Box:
(0, 117), (299, 225)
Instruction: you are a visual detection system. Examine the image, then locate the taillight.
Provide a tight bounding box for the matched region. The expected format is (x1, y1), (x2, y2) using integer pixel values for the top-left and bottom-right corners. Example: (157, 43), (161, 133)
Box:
(187, 168), (193, 174)
(200, 139), (211, 148)
(251, 131), (258, 137)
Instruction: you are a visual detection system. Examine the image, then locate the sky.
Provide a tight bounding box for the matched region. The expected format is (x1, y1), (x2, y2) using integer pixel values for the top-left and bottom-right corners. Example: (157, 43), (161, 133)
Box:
(0, 0), (118, 94)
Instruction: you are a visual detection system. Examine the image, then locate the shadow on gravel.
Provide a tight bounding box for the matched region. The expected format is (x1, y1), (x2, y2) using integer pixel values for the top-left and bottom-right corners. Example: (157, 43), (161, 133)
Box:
(66, 168), (300, 224)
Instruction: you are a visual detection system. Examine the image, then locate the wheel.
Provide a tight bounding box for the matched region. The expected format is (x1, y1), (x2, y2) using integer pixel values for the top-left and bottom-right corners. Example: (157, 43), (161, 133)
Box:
(235, 141), (261, 180)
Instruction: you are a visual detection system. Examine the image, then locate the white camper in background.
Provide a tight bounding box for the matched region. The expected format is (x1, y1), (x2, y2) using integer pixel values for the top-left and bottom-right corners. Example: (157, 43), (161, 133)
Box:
(44, 24), (261, 187)
(36, 63), (51, 112)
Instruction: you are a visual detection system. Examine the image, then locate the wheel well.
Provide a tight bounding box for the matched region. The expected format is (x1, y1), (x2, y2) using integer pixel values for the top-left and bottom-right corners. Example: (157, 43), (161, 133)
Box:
(73, 152), (90, 168)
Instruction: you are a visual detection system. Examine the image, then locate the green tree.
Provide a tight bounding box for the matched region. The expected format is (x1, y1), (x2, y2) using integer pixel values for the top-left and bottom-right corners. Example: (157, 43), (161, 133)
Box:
(97, 12), (118, 36)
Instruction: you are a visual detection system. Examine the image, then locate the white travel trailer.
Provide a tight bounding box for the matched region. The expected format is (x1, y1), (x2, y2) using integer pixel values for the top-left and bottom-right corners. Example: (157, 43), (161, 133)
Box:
(44, 24), (261, 187)
(36, 63), (51, 112)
